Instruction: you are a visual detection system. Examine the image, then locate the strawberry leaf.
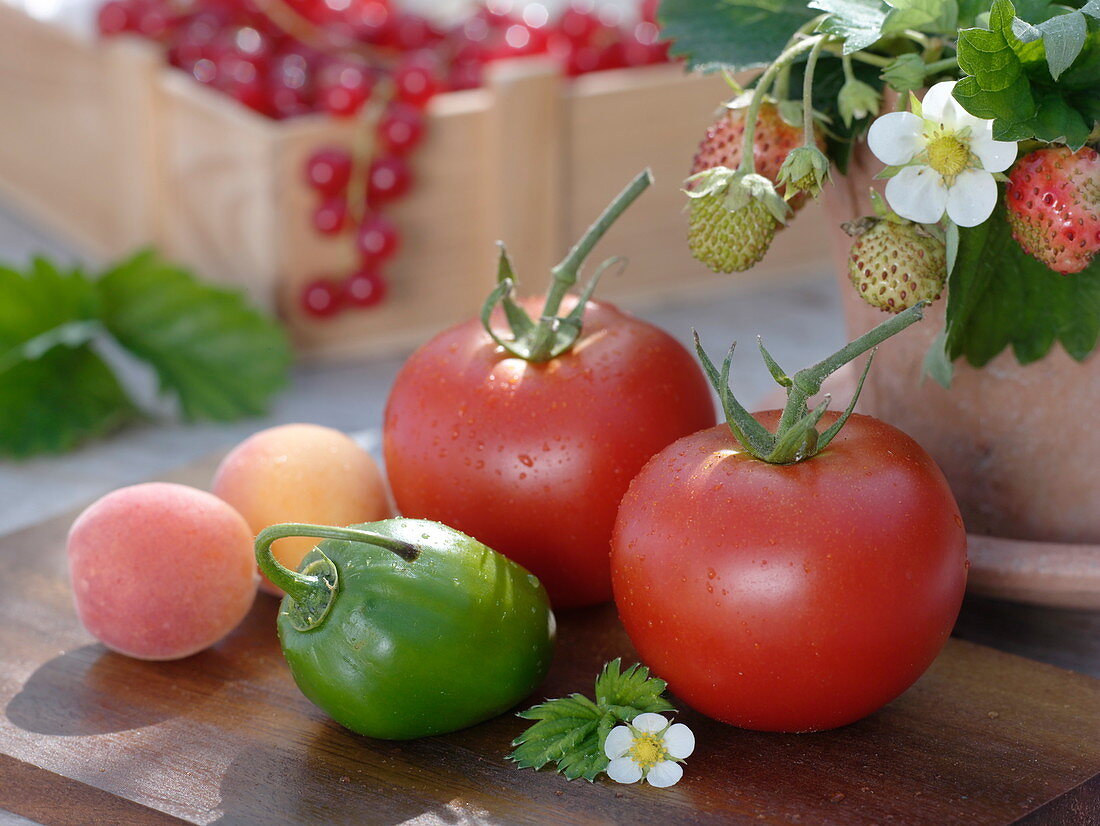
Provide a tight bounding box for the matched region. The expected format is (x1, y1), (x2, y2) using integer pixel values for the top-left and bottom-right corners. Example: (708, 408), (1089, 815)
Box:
(0, 260), (136, 458)
(96, 251), (291, 421)
(954, 0), (1100, 149)
(883, 0), (959, 37)
(509, 660), (676, 782)
(945, 197), (1100, 366)
(659, 0), (818, 72)
(811, 0), (891, 53)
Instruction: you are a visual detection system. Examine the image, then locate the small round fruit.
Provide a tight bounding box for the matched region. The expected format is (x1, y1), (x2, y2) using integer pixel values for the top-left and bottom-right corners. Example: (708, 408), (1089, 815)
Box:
(355, 213), (400, 264)
(212, 424), (391, 594)
(299, 278), (343, 318)
(67, 482), (258, 661)
(343, 269), (388, 308)
(305, 148), (352, 197)
(367, 156), (412, 205)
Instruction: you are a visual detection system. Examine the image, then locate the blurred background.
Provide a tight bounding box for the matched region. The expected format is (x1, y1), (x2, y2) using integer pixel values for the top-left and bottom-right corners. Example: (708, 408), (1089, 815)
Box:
(0, 0), (844, 533)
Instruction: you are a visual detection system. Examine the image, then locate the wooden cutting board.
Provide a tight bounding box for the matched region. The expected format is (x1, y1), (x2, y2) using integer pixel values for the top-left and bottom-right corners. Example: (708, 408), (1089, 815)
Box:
(1, 461), (1098, 825)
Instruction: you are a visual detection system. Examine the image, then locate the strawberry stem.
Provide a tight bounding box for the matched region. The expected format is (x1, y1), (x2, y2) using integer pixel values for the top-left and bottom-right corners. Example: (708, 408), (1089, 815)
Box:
(801, 36), (827, 147)
(737, 35), (826, 177)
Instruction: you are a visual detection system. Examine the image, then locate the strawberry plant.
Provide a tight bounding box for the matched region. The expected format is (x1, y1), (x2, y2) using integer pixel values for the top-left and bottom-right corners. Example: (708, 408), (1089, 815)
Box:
(661, 0), (1100, 381)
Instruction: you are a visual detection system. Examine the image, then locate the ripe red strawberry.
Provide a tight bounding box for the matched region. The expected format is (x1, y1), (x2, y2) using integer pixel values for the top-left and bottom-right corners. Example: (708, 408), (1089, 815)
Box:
(1005, 145), (1100, 275)
(847, 218), (946, 313)
(690, 102), (825, 211)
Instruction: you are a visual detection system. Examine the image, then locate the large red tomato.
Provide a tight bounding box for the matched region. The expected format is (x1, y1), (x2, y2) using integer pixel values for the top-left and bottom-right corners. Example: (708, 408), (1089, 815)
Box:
(611, 411), (967, 731)
(384, 296), (716, 608)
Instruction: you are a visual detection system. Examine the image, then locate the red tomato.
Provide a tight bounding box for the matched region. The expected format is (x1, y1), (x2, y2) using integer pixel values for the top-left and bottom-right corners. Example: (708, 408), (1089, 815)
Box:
(611, 411), (967, 731)
(383, 296), (716, 608)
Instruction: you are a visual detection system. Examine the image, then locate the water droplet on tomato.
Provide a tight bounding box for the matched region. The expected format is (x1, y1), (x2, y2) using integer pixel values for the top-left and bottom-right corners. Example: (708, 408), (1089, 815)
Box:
(518, 454), (534, 466)
(706, 568), (716, 579)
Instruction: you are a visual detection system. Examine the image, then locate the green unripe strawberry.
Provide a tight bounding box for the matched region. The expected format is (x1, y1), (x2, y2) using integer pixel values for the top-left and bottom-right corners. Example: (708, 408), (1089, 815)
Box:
(847, 218), (946, 313)
(689, 195), (779, 273)
(685, 167), (788, 274)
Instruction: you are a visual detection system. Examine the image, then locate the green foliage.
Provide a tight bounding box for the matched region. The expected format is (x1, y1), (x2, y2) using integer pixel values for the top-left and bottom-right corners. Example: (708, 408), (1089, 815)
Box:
(954, 0), (1100, 148)
(946, 197), (1100, 366)
(509, 659), (675, 782)
(659, 0), (819, 71)
(0, 251), (291, 459)
(97, 252), (291, 421)
(0, 261), (134, 458)
(812, 0), (892, 52)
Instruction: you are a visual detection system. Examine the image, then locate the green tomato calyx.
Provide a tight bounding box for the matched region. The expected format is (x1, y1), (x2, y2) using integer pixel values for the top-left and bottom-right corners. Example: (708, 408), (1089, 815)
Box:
(695, 301), (927, 464)
(255, 523), (419, 632)
(480, 170), (653, 363)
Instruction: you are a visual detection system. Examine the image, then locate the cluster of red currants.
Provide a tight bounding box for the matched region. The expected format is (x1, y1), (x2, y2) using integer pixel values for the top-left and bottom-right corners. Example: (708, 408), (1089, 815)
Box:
(97, 0), (669, 317)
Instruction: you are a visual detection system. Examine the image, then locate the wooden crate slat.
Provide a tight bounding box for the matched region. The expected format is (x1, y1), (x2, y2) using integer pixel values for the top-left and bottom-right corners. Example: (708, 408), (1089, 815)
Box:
(0, 14), (158, 259)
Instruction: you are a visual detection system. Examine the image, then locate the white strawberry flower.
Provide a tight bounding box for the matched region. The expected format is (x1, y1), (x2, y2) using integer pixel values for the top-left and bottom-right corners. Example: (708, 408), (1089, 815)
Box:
(867, 81), (1017, 227)
(603, 713), (695, 787)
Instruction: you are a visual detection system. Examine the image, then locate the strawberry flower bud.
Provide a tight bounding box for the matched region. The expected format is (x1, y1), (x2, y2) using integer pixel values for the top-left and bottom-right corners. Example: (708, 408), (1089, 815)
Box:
(777, 146), (831, 200)
(837, 77), (881, 127)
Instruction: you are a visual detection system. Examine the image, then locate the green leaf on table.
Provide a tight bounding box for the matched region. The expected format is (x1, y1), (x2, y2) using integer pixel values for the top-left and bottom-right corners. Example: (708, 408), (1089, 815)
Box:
(0, 260), (135, 458)
(96, 251), (292, 422)
(510, 659), (676, 782)
(659, 0), (819, 72)
(954, 0), (1100, 148)
(595, 659), (676, 715)
(945, 196), (1100, 367)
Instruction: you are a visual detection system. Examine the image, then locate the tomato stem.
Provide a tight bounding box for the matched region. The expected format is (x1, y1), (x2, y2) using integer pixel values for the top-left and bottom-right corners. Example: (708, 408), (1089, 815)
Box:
(696, 301), (928, 464)
(480, 170), (653, 363)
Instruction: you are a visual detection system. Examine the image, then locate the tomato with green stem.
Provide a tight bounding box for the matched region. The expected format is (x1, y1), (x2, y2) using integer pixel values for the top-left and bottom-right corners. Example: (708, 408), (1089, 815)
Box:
(611, 303), (968, 731)
(383, 171), (716, 608)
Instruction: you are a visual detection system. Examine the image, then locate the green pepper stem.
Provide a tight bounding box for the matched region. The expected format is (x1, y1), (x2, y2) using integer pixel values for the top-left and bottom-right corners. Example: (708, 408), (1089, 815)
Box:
(255, 523), (418, 604)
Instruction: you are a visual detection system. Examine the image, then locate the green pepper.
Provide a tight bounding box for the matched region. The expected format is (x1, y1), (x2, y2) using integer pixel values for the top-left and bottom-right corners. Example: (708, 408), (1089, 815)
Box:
(255, 519), (556, 740)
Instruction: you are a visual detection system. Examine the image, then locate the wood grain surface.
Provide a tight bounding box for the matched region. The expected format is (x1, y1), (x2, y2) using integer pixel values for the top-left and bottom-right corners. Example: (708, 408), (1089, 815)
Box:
(1, 464), (1098, 825)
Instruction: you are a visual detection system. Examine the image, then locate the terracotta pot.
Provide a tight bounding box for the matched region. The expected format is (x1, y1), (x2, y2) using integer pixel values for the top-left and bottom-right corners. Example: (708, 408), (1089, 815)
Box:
(823, 148), (1100, 608)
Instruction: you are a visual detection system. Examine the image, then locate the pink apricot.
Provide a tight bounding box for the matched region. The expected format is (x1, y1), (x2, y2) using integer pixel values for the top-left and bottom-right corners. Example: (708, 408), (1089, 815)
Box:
(67, 482), (258, 661)
(212, 424), (391, 594)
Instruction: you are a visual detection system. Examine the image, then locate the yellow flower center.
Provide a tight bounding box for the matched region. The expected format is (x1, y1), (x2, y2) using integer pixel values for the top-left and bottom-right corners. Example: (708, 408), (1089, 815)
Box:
(925, 135), (970, 180)
(629, 733), (668, 771)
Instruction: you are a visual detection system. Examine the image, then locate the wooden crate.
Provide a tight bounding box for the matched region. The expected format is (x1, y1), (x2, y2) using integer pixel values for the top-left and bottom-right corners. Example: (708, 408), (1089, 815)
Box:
(0, 6), (834, 359)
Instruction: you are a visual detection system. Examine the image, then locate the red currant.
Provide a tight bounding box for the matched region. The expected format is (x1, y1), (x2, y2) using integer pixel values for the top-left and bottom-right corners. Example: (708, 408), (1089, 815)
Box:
(378, 102), (425, 155)
(447, 60), (483, 91)
(300, 278), (343, 318)
(351, 0), (390, 43)
(97, 0), (135, 35)
(558, 3), (599, 45)
(134, 3), (173, 40)
(343, 269), (388, 309)
(386, 13), (441, 51)
(305, 148), (352, 197)
(624, 22), (668, 66)
(312, 197), (348, 235)
(394, 60), (439, 108)
(355, 213), (400, 264)
(367, 156), (412, 205)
